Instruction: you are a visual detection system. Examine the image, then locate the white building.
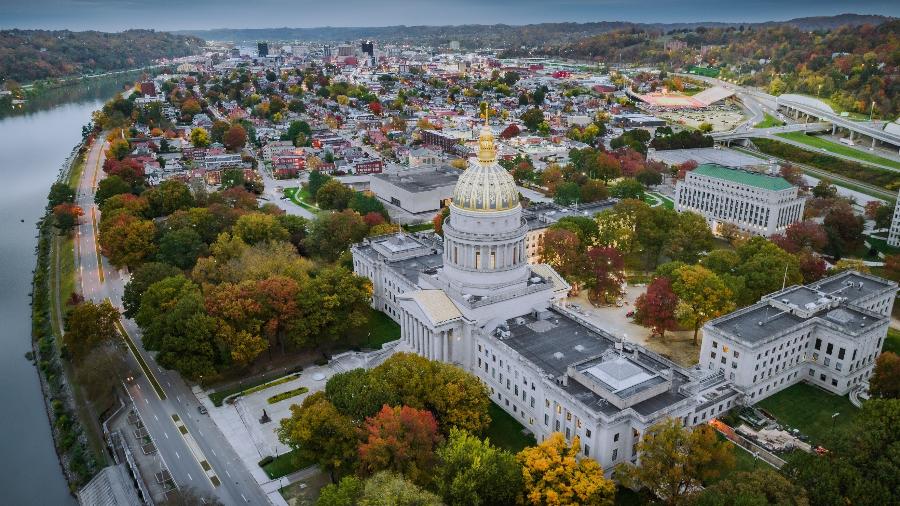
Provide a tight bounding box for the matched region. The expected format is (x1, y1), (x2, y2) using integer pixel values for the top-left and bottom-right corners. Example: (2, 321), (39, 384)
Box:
(353, 126), (741, 472)
(369, 166), (459, 215)
(676, 164), (805, 237)
(700, 271), (896, 402)
(887, 189), (900, 247)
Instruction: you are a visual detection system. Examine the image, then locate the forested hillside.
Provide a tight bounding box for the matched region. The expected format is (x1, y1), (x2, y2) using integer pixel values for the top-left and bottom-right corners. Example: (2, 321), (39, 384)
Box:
(0, 29), (204, 83)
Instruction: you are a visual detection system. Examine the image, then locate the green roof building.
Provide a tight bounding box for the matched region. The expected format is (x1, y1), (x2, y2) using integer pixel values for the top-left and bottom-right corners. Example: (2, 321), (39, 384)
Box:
(675, 163), (805, 237)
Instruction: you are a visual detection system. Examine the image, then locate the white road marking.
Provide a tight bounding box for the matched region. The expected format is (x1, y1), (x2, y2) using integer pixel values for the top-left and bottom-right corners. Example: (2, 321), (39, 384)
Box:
(153, 415), (158, 421)
(224, 470), (231, 478)
(241, 494), (248, 503)
(187, 473), (193, 481)
(136, 384), (141, 390)
(145, 398), (150, 405)
(164, 432), (169, 439)
(175, 451), (180, 459)
(176, 396), (181, 402)
(211, 449), (216, 457)
(198, 430), (203, 436)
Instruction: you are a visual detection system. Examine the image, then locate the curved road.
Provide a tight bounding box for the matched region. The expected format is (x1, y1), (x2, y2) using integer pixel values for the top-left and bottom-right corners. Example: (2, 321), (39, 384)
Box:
(75, 137), (271, 505)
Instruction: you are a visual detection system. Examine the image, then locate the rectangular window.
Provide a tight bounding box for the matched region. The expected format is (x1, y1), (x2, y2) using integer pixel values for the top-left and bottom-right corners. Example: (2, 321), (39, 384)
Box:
(838, 348), (846, 360)
(815, 338), (822, 350)
(826, 343), (834, 355)
(566, 428), (570, 439)
(544, 414), (549, 426)
(475, 251), (481, 269)
(490, 251), (496, 269)
(612, 449), (618, 461)
(584, 445), (590, 457)
(613, 433), (619, 442)
(586, 429), (591, 438)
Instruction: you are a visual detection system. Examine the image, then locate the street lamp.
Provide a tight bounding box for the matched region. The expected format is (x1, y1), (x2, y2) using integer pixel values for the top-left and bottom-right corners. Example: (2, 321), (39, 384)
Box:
(831, 412), (840, 435)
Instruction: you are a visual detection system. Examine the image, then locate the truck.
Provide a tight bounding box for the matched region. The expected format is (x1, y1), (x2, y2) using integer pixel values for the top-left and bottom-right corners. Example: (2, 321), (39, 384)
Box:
(839, 138), (855, 147)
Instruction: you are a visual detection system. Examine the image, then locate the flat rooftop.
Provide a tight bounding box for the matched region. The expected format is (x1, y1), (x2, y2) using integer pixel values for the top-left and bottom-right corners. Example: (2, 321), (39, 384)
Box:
(373, 166), (459, 193)
(691, 163), (793, 192)
(812, 271), (894, 303)
(712, 304), (806, 343)
(649, 147), (766, 169)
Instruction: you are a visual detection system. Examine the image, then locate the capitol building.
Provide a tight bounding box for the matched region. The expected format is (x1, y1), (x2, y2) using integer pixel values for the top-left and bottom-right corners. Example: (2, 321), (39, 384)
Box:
(352, 124), (895, 472)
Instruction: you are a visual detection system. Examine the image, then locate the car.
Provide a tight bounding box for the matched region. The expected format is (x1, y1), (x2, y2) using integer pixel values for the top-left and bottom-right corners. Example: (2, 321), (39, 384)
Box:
(626, 310), (635, 318)
(198, 405), (208, 415)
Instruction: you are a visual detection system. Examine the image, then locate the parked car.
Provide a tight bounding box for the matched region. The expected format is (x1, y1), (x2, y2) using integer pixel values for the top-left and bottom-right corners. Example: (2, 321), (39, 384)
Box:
(198, 405), (208, 415)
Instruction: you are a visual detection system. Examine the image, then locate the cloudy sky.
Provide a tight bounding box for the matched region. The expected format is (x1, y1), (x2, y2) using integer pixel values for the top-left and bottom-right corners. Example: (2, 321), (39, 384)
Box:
(1, 0), (897, 31)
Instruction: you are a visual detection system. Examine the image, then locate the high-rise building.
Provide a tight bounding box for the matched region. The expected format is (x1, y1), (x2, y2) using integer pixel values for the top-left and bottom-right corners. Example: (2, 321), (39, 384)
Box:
(257, 42), (269, 58)
(887, 190), (900, 247)
(361, 40), (374, 57)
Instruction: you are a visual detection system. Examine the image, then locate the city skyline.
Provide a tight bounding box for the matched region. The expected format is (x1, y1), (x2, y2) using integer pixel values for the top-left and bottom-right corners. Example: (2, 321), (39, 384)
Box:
(1, 0), (898, 32)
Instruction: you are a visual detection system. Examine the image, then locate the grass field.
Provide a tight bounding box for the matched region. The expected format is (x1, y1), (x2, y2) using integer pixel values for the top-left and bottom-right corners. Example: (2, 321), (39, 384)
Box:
(776, 132), (900, 171)
(754, 382), (858, 447)
(262, 449), (315, 479)
(357, 309), (401, 348)
(209, 372), (302, 406)
(866, 234), (900, 256)
(485, 402), (536, 454)
(885, 328), (900, 355)
(283, 187), (320, 214)
(754, 113), (784, 129)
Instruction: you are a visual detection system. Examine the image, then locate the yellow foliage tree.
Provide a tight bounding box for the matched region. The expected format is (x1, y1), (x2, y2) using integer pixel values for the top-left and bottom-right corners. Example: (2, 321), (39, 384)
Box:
(517, 433), (615, 506)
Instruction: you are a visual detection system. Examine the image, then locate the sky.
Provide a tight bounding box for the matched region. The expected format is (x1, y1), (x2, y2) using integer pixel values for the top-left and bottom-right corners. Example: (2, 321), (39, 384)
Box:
(1, 0), (897, 32)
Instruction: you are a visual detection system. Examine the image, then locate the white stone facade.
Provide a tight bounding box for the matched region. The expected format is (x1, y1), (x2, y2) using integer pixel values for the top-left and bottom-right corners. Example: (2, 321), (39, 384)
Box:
(887, 189), (900, 247)
(675, 164), (805, 237)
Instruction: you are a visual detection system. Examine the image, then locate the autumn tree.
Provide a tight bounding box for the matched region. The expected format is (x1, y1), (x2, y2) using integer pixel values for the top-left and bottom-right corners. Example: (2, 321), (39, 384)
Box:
(63, 300), (120, 362)
(277, 392), (358, 483)
(432, 207), (450, 236)
(145, 180), (195, 218)
(231, 212), (290, 245)
(358, 405), (443, 485)
(48, 182), (75, 207)
(95, 175), (132, 206)
(616, 418), (735, 506)
(732, 237), (802, 306)
(98, 212), (157, 269)
(318, 471), (442, 506)
(868, 352), (900, 399)
(666, 211), (714, 264)
(190, 127), (210, 147)
(325, 368), (399, 422)
(289, 266), (372, 353)
(435, 428), (522, 506)
(634, 277), (679, 339)
(586, 246), (625, 304)
(316, 179), (355, 210)
(223, 124), (247, 152)
(539, 228), (588, 288)
(772, 220), (828, 254)
(52, 203), (83, 233)
(517, 433), (615, 506)
(158, 227), (207, 269)
(671, 265), (735, 345)
(108, 138), (131, 160)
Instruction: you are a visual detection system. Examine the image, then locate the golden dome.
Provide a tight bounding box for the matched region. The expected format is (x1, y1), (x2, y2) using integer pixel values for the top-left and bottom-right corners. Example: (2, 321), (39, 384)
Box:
(451, 125), (519, 212)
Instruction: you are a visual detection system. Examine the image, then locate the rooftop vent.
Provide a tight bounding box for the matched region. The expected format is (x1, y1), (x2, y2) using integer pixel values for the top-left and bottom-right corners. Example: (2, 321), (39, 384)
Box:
(574, 344), (585, 352)
(553, 352), (564, 360)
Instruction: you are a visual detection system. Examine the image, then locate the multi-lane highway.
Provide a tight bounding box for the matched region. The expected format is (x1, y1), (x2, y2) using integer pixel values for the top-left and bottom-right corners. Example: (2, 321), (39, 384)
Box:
(75, 137), (271, 505)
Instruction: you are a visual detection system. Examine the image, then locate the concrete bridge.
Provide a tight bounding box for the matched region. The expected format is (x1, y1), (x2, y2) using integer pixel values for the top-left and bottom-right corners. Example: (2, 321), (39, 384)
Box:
(775, 94), (900, 152)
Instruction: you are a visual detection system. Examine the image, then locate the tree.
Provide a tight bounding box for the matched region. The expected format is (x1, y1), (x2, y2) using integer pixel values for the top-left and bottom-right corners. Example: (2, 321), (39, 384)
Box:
(671, 265), (735, 345)
(158, 227), (206, 270)
(868, 352), (900, 399)
(210, 120), (230, 144)
(319, 471), (443, 506)
(823, 206), (864, 259)
(436, 428), (522, 506)
(517, 433), (615, 506)
(223, 124), (247, 152)
(190, 127), (211, 148)
(521, 108), (545, 131)
(636, 169), (663, 187)
(733, 237), (802, 306)
(586, 246), (625, 304)
(108, 138), (131, 160)
(634, 277), (679, 339)
(316, 180), (355, 210)
(812, 179), (838, 199)
(666, 211), (714, 263)
(232, 213), (290, 245)
(307, 170), (332, 199)
(636, 206), (677, 268)
(52, 203), (83, 233)
(610, 178), (644, 200)
(145, 180), (195, 218)
(358, 405), (442, 485)
(304, 210), (369, 259)
(539, 228), (588, 287)
(797, 251), (828, 283)
(831, 258), (870, 274)
(433, 207), (450, 236)
(874, 204), (894, 230)
(698, 122), (713, 133)
(95, 175), (132, 206)
(123, 262), (181, 318)
(692, 469), (809, 506)
(325, 369), (399, 422)
(48, 182), (76, 207)
(135, 275), (223, 379)
(616, 418), (735, 506)
(98, 212), (157, 269)
(289, 266), (372, 353)
(278, 392), (358, 483)
(772, 221), (828, 254)
(63, 300), (120, 362)
(554, 182), (581, 206)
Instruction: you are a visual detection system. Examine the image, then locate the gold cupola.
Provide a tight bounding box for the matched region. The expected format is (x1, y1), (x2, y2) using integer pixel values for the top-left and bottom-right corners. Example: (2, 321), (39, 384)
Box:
(451, 124), (519, 212)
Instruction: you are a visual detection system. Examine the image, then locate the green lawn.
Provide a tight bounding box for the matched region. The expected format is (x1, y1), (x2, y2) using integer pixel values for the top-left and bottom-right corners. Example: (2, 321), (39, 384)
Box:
(754, 382), (858, 447)
(484, 402), (536, 454)
(209, 372), (302, 406)
(358, 309), (401, 349)
(262, 449), (316, 479)
(776, 132), (900, 171)
(884, 328), (900, 355)
(707, 433), (769, 484)
(403, 222), (434, 233)
(754, 113), (785, 129)
(283, 187), (321, 214)
(646, 192), (674, 209)
(866, 235), (900, 256)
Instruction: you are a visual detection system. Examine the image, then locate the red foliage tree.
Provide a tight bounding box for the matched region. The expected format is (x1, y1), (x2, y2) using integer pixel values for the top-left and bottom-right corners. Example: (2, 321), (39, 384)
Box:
(586, 246), (625, 304)
(52, 203), (84, 232)
(797, 251), (828, 283)
(499, 124), (520, 139)
(223, 124), (248, 152)
(883, 254), (900, 282)
(363, 211), (386, 228)
(676, 160), (698, 180)
(634, 277), (679, 339)
(369, 101), (383, 116)
(358, 405), (442, 485)
(772, 220), (828, 254)
(255, 276), (299, 354)
(432, 207), (450, 236)
(864, 200), (883, 220)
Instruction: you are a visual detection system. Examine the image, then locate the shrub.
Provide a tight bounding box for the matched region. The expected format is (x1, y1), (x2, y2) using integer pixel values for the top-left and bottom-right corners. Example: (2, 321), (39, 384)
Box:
(258, 456), (274, 467)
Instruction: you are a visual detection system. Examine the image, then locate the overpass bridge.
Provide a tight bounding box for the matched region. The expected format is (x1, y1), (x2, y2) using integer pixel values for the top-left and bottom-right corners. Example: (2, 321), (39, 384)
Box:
(711, 122), (830, 143)
(775, 94), (900, 152)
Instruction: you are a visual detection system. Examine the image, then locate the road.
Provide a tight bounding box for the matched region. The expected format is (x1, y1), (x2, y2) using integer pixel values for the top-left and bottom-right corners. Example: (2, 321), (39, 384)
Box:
(75, 137), (271, 505)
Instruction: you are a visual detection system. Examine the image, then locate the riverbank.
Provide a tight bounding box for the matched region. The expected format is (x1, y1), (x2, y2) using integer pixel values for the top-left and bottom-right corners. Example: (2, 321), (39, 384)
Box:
(30, 138), (104, 494)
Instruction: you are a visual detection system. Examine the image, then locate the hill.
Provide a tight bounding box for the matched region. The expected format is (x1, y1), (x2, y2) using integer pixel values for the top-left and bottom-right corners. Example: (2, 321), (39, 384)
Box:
(0, 29), (204, 84)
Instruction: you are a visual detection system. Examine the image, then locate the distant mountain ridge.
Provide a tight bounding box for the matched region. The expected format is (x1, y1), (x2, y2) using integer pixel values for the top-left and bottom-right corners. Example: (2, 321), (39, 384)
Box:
(174, 13), (893, 45)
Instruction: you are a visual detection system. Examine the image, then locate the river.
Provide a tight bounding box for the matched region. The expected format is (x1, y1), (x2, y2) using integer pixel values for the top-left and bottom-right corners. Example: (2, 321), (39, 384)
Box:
(0, 74), (137, 505)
